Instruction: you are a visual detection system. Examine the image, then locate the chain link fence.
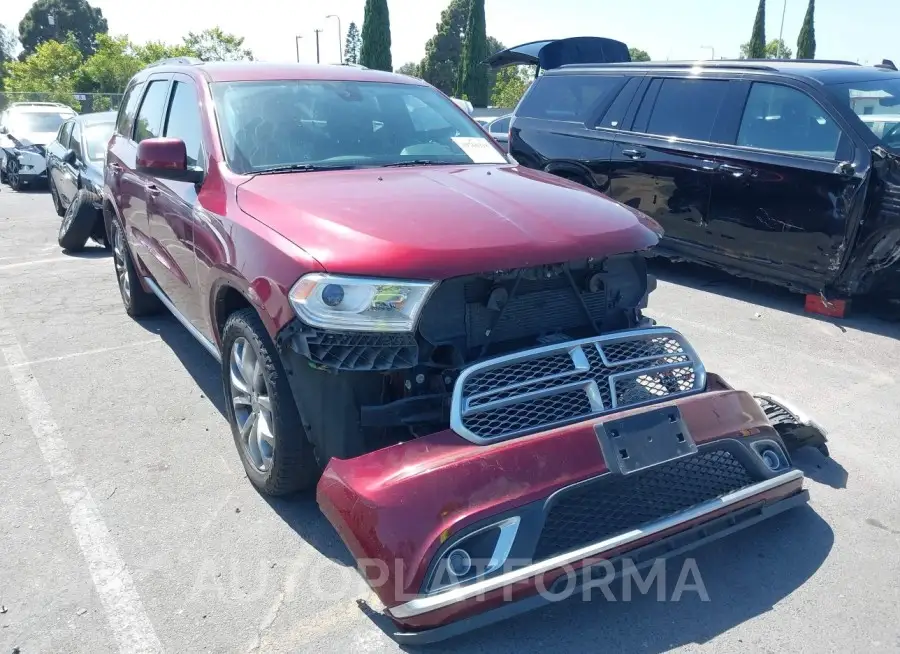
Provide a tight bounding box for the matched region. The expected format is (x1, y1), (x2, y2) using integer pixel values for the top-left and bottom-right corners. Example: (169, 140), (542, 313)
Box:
(0, 92), (125, 115)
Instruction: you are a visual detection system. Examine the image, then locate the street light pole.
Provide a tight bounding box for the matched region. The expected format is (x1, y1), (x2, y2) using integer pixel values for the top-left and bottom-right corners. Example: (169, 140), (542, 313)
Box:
(700, 45), (715, 60)
(314, 29), (323, 64)
(295, 35), (303, 62)
(326, 14), (343, 64)
(778, 0), (788, 57)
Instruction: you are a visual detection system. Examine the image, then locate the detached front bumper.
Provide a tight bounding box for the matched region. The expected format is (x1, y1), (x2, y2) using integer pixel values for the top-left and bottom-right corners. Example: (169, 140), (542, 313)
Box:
(8, 148), (48, 180)
(316, 328), (811, 642)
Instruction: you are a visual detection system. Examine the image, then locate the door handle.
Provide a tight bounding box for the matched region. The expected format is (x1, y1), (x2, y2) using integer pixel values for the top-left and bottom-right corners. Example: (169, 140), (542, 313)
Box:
(108, 162), (123, 175)
(146, 183), (160, 199)
(719, 163), (751, 177)
(621, 148), (646, 160)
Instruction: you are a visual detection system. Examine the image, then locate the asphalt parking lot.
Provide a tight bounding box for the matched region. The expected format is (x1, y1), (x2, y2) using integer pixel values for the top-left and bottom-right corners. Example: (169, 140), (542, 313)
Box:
(1, 185), (898, 654)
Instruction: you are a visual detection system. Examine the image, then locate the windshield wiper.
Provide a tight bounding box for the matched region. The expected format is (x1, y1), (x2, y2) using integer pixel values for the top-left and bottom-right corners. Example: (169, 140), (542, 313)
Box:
(380, 160), (460, 168)
(253, 163), (360, 175)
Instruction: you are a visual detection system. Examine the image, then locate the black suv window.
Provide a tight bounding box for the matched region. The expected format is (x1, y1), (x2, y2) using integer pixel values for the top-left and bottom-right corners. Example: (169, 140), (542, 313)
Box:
(518, 75), (623, 122)
(134, 80), (169, 143)
(163, 81), (204, 168)
(737, 82), (842, 159)
(58, 120), (73, 148)
(644, 78), (729, 142)
(70, 122), (83, 161)
(116, 81), (145, 138)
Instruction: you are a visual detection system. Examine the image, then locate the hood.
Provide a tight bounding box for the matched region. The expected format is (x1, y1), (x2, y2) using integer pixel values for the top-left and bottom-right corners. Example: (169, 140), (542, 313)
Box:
(236, 165), (659, 279)
(9, 131), (56, 148)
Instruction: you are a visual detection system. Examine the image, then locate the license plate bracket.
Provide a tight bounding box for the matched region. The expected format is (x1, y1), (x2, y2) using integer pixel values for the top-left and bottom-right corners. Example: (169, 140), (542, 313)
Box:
(595, 406), (697, 475)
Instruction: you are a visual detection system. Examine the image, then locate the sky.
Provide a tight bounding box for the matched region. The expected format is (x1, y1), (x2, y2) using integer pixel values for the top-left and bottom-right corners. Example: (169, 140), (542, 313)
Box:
(1, 0), (898, 68)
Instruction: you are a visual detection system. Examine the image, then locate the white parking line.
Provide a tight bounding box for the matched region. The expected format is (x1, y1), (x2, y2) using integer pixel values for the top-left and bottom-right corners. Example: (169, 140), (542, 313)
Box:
(0, 339), (162, 370)
(0, 309), (163, 654)
(0, 256), (99, 271)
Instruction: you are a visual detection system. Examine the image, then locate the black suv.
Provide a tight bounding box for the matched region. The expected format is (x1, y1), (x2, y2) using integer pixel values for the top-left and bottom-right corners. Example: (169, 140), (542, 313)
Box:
(509, 60), (900, 299)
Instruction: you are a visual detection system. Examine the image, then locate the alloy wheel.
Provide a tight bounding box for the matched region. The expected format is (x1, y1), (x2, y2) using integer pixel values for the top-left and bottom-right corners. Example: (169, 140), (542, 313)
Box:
(59, 203), (76, 239)
(111, 221), (130, 304)
(229, 336), (275, 472)
(7, 161), (19, 190)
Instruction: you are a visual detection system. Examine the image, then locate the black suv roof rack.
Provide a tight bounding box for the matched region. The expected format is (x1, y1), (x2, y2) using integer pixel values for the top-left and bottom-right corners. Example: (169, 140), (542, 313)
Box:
(560, 58), (862, 72)
(145, 56), (204, 68)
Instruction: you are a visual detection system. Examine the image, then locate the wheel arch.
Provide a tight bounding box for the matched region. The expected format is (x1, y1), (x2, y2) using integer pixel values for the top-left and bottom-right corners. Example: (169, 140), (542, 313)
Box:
(210, 280), (281, 349)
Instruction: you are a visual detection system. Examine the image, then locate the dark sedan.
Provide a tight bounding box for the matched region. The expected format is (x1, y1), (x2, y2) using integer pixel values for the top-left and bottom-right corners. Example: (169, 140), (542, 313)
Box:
(46, 111), (116, 250)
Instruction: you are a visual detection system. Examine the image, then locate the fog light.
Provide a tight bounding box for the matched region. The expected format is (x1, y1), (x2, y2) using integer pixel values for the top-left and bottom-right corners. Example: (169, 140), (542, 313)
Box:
(320, 284), (344, 307)
(761, 448), (782, 471)
(446, 549), (472, 578)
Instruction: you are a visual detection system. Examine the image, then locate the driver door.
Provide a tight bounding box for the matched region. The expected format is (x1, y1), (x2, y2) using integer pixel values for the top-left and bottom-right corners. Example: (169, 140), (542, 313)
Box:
(57, 120), (82, 205)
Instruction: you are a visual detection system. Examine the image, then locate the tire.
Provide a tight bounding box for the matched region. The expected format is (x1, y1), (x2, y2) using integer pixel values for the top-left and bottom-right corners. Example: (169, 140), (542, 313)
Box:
(109, 214), (161, 318)
(7, 159), (23, 191)
(222, 309), (320, 495)
(49, 178), (66, 217)
(58, 190), (99, 252)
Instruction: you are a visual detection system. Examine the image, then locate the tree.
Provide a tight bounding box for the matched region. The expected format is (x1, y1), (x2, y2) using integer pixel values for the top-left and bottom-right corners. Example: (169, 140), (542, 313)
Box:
(747, 0), (766, 59)
(18, 0), (108, 58)
(0, 25), (19, 90)
(131, 40), (195, 66)
(183, 27), (253, 62)
(395, 61), (419, 77)
(79, 33), (142, 93)
(344, 22), (361, 65)
(739, 38), (792, 60)
(628, 47), (651, 62)
(491, 66), (530, 108)
(359, 0), (392, 72)
(4, 36), (83, 109)
(457, 0), (488, 106)
(796, 0), (816, 59)
(420, 0), (470, 95)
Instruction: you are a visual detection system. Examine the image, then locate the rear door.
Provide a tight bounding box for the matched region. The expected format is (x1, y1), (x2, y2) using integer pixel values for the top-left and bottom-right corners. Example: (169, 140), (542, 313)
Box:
(147, 74), (209, 332)
(122, 75), (172, 266)
(706, 79), (868, 286)
(606, 75), (734, 251)
(47, 119), (73, 202)
(58, 120), (82, 204)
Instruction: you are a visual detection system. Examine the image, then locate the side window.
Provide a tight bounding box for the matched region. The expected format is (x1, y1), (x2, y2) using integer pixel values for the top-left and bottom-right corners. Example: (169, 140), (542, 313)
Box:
(598, 77), (643, 129)
(736, 82), (842, 159)
(58, 120), (74, 148)
(644, 78), (729, 142)
(163, 81), (204, 168)
(116, 81), (145, 138)
(517, 75), (624, 122)
(489, 116), (511, 134)
(69, 122), (83, 161)
(134, 80), (170, 143)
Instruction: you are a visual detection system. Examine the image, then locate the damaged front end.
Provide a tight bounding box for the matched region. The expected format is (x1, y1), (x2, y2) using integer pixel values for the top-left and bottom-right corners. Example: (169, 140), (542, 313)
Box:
(316, 326), (816, 643)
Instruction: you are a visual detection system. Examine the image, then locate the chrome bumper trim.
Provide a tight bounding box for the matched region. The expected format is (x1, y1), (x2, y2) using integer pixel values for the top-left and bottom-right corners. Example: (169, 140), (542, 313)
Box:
(388, 468), (803, 619)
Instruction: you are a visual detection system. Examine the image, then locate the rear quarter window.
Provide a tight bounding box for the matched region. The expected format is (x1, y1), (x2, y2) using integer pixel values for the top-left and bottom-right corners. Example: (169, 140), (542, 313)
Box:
(517, 74), (624, 122)
(116, 81), (146, 138)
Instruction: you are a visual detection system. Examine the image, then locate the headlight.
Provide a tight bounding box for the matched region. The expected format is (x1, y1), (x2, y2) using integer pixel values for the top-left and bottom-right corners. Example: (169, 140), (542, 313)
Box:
(288, 274), (436, 332)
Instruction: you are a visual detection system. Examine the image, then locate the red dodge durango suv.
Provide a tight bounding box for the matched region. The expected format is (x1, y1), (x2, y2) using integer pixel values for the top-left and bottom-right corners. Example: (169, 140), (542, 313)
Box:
(103, 58), (824, 643)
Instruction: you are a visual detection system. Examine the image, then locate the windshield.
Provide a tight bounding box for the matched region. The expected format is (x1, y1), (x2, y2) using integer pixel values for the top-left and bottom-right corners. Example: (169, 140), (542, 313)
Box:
(83, 122), (115, 161)
(827, 76), (900, 148)
(7, 111), (73, 136)
(210, 80), (507, 174)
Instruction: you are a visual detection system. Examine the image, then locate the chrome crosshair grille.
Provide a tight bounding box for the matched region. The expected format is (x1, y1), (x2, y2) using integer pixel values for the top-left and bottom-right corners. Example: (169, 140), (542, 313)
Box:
(450, 327), (707, 444)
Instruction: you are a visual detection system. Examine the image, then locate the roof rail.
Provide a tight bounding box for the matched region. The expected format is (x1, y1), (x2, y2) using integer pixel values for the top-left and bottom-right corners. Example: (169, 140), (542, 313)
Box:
(9, 101), (71, 108)
(145, 56), (204, 68)
(559, 58), (866, 72)
(332, 62), (368, 69)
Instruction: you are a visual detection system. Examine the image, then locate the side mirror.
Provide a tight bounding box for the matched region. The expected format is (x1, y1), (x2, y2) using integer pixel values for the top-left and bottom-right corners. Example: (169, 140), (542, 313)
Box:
(62, 149), (77, 165)
(0, 126), (8, 135)
(136, 137), (204, 184)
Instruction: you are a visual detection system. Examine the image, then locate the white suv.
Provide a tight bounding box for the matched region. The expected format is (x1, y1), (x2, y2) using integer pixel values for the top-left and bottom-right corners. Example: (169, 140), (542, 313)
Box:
(0, 102), (77, 190)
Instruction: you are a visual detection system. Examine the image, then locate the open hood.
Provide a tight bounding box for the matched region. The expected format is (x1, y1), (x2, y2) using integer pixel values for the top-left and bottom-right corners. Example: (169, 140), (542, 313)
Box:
(484, 37), (631, 71)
